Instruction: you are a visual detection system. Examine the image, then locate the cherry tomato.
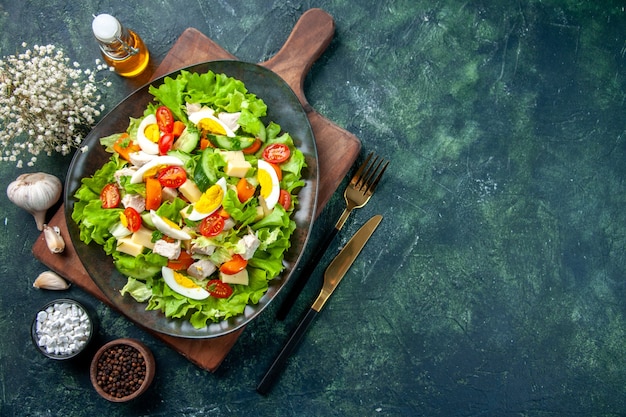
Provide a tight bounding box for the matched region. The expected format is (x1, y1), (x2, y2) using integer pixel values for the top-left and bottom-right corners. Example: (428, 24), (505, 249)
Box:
(158, 133), (175, 155)
(123, 207), (142, 232)
(100, 183), (120, 208)
(220, 254), (247, 275)
(199, 213), (225, 237)
(236, 178), (256, 203)
(145, 177), (162, 211)
(167, 251), (195, 271)
(242, 138), (262, 155)
(279, 189), (292, 211)
(158, 166), (187, 188)
(155, 106), (174, 134)
(262, 143), (290, 164)
(206, 279), (233, 299)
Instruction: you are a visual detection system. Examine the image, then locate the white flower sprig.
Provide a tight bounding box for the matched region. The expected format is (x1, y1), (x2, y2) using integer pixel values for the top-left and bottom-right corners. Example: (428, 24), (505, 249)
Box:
(0, 43), (111, 167)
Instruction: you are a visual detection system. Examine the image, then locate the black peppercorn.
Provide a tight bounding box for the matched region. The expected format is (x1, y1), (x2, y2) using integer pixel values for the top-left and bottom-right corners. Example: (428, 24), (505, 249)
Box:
(95, 344), (147, 398)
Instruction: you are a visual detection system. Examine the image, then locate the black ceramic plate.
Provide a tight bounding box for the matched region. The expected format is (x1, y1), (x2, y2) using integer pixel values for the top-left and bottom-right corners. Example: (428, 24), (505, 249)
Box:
(64, 61), (318, 338)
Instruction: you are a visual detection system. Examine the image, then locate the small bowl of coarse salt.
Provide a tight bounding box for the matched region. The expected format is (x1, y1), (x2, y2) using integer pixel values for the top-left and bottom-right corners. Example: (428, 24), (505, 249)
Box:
(31, 298), (94, 360)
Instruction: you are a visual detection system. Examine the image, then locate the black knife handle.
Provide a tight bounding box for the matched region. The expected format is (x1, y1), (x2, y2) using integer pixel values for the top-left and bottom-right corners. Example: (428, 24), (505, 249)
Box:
(257, 308), (318, 395)
(275, 227), (339, 320)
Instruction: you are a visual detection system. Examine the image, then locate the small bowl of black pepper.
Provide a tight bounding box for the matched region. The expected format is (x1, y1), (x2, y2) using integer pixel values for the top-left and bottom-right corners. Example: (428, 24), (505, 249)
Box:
(90, 338), (155, 402)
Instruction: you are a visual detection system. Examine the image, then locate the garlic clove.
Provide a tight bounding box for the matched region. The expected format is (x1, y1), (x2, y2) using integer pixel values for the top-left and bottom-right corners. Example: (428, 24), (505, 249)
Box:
(33, 211), (47, 232)
(6, 172), (62, 231)
(43, 224), (65, 254)
(33, 271), (71, 290)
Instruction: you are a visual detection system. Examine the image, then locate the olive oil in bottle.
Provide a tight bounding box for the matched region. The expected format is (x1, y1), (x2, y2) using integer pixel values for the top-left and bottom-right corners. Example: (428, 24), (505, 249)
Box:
(92, 14), (149, 78)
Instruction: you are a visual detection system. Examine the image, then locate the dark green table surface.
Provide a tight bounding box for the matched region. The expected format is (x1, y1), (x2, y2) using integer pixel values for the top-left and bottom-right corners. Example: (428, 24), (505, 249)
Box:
(2, 1), (626, 416)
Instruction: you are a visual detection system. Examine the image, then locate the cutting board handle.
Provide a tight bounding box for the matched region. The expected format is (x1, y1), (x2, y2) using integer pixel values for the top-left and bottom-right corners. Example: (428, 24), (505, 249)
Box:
(260, 8), (335, 108)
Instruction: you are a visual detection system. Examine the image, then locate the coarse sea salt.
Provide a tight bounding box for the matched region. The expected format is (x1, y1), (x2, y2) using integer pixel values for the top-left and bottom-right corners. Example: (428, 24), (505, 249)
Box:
(35, 301), (91, 356)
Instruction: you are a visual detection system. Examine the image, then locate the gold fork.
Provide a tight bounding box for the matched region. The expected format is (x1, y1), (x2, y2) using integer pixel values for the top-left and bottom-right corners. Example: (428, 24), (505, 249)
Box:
(276, 152), (389, 320)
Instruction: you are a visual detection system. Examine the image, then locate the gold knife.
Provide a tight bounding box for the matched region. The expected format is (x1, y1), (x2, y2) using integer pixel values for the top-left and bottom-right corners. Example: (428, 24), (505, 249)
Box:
(257, 214), (383, 395)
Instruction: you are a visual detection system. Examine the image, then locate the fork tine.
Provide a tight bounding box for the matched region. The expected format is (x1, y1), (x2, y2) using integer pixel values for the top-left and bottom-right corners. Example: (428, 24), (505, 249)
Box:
(357, 156), (378, 190)
(355, 153), (388, 193)
(351, 152), (373, 186)
(366, 158), (389, 193)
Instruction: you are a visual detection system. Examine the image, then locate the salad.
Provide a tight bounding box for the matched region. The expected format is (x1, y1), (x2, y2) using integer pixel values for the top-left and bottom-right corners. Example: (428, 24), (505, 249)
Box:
(72, 70), (306, 329)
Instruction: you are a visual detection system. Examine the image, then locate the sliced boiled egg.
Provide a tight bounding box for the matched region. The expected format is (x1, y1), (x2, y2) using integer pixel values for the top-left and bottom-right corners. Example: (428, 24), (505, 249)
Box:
(187, 177), (228, 221)
(130, 155), (185, 184)
(150, 210), (191, 241)
(161, 266), (209, 300)
(188, 109), (236, 137)
(136, 114), (160, 155)
(128, 150), (158, 167)
(257, 159), (280, 210)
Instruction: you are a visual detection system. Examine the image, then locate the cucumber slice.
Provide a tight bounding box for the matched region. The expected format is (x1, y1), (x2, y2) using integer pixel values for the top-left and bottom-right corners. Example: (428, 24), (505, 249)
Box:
(209, 134), (255, 151)
(140, 212), (155, 229)
(193, 148), (220, 191)
(172, 126), (200, 153)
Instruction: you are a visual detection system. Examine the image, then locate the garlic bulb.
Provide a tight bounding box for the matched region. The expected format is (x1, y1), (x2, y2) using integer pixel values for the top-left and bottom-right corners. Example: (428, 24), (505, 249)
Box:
(6, 173), (62, 230)
(33, 271), (70, 290)
(43, 224), (65, 254)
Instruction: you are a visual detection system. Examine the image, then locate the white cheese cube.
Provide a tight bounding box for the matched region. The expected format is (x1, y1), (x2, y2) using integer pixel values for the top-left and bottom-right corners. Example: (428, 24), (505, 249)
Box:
(179, 179), (203, 203)
(221, 150), (252, 178)
(220, 269), (249, 285)
(131, 226), (155, 249)
(225, 159), (252, 177)
(116, 236), (144, 257)
(219, 150), (241, 163)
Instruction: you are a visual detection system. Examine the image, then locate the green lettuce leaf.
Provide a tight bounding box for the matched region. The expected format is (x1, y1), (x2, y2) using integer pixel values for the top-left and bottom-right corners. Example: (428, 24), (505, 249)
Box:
(222, 189), (259, 227)
(113, 252), (167, 280)
(120, 278), (153, 302)
(238, 108), (266, 140)
(148, 75), (188, 122)
(149, 70), (267, 123)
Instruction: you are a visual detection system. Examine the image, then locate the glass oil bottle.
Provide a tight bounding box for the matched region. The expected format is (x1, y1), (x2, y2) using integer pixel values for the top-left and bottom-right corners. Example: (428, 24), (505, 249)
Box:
(92, 14), (150, 77)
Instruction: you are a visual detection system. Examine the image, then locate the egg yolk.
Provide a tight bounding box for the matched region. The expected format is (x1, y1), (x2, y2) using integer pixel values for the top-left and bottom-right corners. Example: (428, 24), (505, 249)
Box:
(120, 212), (129, 228)
(258, 169), (273, 199)
(142, 164), (167, 181)
(161, 216), (182, 230)
(195, 184), (224, 213)
(144, 124), (160, 142)
(198, 118), (227, 135)
(173, 271), (200, 289)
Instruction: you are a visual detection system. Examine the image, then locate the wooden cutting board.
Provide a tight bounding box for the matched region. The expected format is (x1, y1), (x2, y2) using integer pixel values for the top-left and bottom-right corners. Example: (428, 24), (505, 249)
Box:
(32, 8), (360, 372)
